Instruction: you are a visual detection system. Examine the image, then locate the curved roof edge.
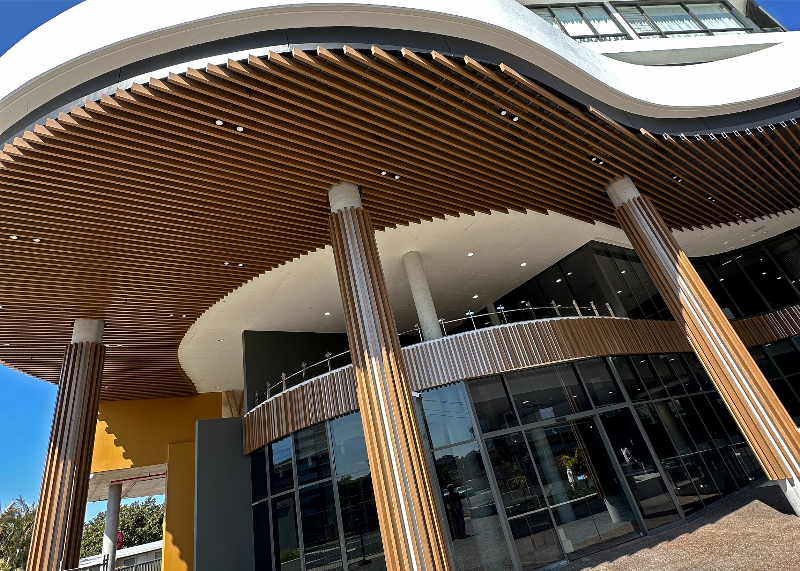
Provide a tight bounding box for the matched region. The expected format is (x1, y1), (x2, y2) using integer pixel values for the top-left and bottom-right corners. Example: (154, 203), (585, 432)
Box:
(2, 0), (800, 144)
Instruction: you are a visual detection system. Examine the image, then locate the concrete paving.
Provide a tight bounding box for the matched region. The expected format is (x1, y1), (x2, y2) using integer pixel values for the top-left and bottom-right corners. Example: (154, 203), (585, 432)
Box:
(559, 485), (800, 571)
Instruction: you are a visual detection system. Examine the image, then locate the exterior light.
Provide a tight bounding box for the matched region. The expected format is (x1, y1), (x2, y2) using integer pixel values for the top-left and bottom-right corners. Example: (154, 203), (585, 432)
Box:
(556, 279), (562, 283)
(32, 238), (41, 243)
(9, 236), (17, 240)
(169, 314), (174, 317)
(567, 272), (573, 275)
(520, 262), (527, 267)
(617, 290), (622, 294)
(182, 314), (187, 317)
(467, 252), (474, 257)
(621, 270), (625, 274)
(223, 262), (230, 266)
(238, 263), (244, 267)
(473, 295), (479, 299)
(394, 174), (400, 180)
(217, 339), (224, 342)
(236, 126), (244, 132)
(499, 109), (508, 116)
(215, 120), (223, 126)
(511, 116), (519, 122)
(380, 170), (387, 176)
(672, 174), (682, 183)
(325, 312), (331, 316)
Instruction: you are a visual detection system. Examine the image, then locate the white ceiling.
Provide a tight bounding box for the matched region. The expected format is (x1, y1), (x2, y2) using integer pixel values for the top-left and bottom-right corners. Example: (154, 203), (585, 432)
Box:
(179, 208), (800, 393)
(87, 464), (167, 502)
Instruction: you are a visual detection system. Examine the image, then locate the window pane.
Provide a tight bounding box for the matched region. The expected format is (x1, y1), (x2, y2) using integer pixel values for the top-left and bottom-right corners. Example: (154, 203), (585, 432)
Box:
(467, 376), (519, 432)
(641, 5), (704, 32)
(632, 357), (669, 400)
(272, 495), (300, 571)
(537, 265), (578, 316)
(532, 8), (562, 31)
(750, 346), (782, 379)
(635, 403), (704, 516)
(575, 358), (625, 407)
(299, 482), (343, 571)
(689, 395), (751, 488)
(766, 234), (800, 284)
(707, 254), (768, 316)
(737, 247), (799, 309)
(624, 249), (670, 320)
(552, 7), (595, 36)
(484, 433), (546, 518)
(610, 356), (649, 401)
(338, 474), (385, 570)
(581, 5), (624, 35)
(420, 383), (476, 449)
(253, 501), (272, 571)
(526, 420), (639, 559)
(610, 246), (661, 320)
(650, 355), (687, 397)
(667, 354), (701, 394)
(600, 408), (680, 529)
(560, 247), (611, 315)
(765, 341), (800, 376)
(434, 442), (515, 571)
(703, 393), (764, 480)
(690, 3), (744, 29)
(769, 378), (800, 426)
(693, 258), (741, 319)
(270, 436), (294, 495)
(505, 364), (591, 424)
(682, 353), (715, 392)
(251, 447), (268, 503)
(330, 412), (370, 478)
(295, 423), (331, 486)
(617, 5), (659, 34)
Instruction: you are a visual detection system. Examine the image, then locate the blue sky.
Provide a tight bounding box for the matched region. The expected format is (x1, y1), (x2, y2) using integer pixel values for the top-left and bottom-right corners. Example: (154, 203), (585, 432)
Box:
(0, 0), (798, 519)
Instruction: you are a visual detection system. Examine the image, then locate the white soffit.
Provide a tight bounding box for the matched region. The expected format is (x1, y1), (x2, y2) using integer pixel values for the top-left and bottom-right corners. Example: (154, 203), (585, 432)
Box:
(179, 208), (800, 394)
(87, 464), (167, 503)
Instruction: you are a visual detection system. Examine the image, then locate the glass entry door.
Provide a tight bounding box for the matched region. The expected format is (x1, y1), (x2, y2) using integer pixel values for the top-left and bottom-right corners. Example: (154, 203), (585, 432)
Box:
(524, 418), (641, 560)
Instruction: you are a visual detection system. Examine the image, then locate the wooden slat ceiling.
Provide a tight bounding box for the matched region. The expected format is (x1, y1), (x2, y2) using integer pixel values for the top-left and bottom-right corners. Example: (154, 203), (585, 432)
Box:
(1, 46), (799, 400)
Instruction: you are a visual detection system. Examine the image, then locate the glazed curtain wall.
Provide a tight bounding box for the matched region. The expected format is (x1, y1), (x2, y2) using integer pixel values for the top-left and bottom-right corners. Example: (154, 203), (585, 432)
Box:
(494, 228), (800, 325)
(250, 352), (765, 571)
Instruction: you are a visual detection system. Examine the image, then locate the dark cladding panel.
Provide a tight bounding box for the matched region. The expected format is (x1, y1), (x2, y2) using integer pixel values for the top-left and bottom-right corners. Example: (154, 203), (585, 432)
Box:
(195, 417), (255, 571)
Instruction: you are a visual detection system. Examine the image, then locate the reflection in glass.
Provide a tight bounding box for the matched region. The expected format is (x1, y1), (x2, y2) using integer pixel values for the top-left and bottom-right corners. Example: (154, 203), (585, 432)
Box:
(537, 265), (578, 316)
(507, 510), (563, 570)
(650, 355), (686, 397)
(631, 357), (668, 400)
(485, 433), (546, 518)
(682, 354), (715, 391)
(667, 355), (701, 394)
(330, 412), (370, 478)
(420, 383), (476, 449)
(600, 408), (681, 529)
(434, 442), (515, 571)
(299, 482), (343, 571)
(738, 247), (799, 309)
(689, 395), (750, 488)
(338, 474), (385, 571)
(765, 341), (800, 376)
(295, 423), (331, 486)
(505, 364), (590, 424)
(253, 501), (271, 571)
(575, 359), (624, 407)
(707, 254), (768, 316)
(702, 393), (764, 481)
(635, 404), (704, 516)
(526, 420), (639, 559)
(641, 4), (703, 32)
(694, 259), (740, 319)
(272, 494), (300, 571)
(767, 234), (800, 283)
(610, 356), (648, 401)
(468, 376), (519, 432)
(270, 437), (294, 495)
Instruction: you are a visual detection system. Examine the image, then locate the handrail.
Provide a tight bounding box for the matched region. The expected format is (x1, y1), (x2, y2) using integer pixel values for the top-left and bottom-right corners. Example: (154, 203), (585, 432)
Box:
(252, 300), (615, 406)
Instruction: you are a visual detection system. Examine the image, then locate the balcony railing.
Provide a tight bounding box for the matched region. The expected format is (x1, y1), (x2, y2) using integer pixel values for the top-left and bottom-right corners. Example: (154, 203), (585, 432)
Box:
(66, 556), (161, 571)
(253, 301), (615, 405)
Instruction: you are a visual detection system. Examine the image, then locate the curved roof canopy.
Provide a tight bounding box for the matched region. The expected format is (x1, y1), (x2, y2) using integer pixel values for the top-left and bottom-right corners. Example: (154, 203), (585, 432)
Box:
(1, 46), (799, 399)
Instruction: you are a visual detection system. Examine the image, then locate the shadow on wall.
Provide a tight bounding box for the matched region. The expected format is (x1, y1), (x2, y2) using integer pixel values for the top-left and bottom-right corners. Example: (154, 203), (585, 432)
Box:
(163, 441), (196, 571)
(91, 393), (223, 472)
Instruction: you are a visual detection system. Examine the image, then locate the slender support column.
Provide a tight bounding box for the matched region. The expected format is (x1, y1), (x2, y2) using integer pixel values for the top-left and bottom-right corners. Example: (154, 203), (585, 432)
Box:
(403, 251), (443, 341)
(606, 176), (800, 514)
(27, 319), (106, 571)
(328, 182), (454, 571)
(103, 483), (122, 570)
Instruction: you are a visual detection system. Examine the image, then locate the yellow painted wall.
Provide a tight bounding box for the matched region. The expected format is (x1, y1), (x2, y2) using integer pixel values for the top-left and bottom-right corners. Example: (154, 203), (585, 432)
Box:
(162, 441), (196, 571)
(91, 393), (222, 472)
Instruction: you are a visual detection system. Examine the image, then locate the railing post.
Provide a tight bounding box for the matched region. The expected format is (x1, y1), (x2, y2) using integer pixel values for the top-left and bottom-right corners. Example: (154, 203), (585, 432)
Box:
(415, 323), (423, 342)
(466, 310), (476, 330)
(281, 372), (287, 392)
(551, 300), (561, 317)
(439, 317), (447, 336)
(605, 302), (616, 318)
(497, 305), (507, 324)
(325, 352), (333, 372)
(590, 301), (600, 316)
(572, 300), (582, 316)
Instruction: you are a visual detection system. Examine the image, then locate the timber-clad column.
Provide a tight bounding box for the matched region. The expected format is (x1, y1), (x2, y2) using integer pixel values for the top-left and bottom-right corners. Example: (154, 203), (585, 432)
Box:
(606, 176), (800, 514)
(27, 319), (106, 571)
(328, 182), (454, 571)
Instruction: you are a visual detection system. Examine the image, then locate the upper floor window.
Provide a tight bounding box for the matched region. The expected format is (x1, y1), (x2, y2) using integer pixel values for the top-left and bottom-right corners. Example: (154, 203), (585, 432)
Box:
(614, 2), (752, 37)
(530, 5), (631, 42)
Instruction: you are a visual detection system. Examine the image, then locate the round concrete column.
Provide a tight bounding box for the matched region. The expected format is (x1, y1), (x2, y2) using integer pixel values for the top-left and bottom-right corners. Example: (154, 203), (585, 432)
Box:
(402, 251), (442, 341)
(103, 483), (123, 570)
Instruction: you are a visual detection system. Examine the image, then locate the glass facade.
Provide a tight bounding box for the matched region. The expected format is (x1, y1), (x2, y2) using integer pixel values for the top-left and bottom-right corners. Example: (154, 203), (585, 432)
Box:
(529, 2), (756, 42)
(252, 353), (766, 570)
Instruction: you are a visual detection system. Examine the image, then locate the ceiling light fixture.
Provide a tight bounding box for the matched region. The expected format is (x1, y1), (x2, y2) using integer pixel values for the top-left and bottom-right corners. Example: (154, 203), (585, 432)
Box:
(32, 238), (41, 243)
(590, 154), (605, 165)
(169, 314), (174, 317)
(671, 174), (683, 183)
(215, 120), (223, 126)
(238, 263), (243, 267)
(380, 170), (387, 176)
(467, 252), (474, 257)
(223, 262), (230, 266)
(9, 236), (17, 240)
(182, 314), (187, 318)
(394, 174), (400, 180)
(473, 295), (479, 299)
(499, 109), (508, 116)
(236, 126), (244, 132)
(520, 262), (527, 267)
(556, 279), (562, 283)
(325, 312), (331, 316)
(511, 116), (519, 122)
(617, 290), (622, 294)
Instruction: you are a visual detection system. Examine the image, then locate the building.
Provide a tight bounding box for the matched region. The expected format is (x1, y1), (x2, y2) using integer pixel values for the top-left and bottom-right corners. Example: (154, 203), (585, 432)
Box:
(1, 1), (800, 570)
(78, 540), (162, 571)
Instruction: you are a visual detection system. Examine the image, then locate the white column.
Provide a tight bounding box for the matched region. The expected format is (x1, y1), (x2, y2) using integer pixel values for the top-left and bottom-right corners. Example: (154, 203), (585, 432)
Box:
(103, 483), (122, 570)
(402, 251), (443, 341)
